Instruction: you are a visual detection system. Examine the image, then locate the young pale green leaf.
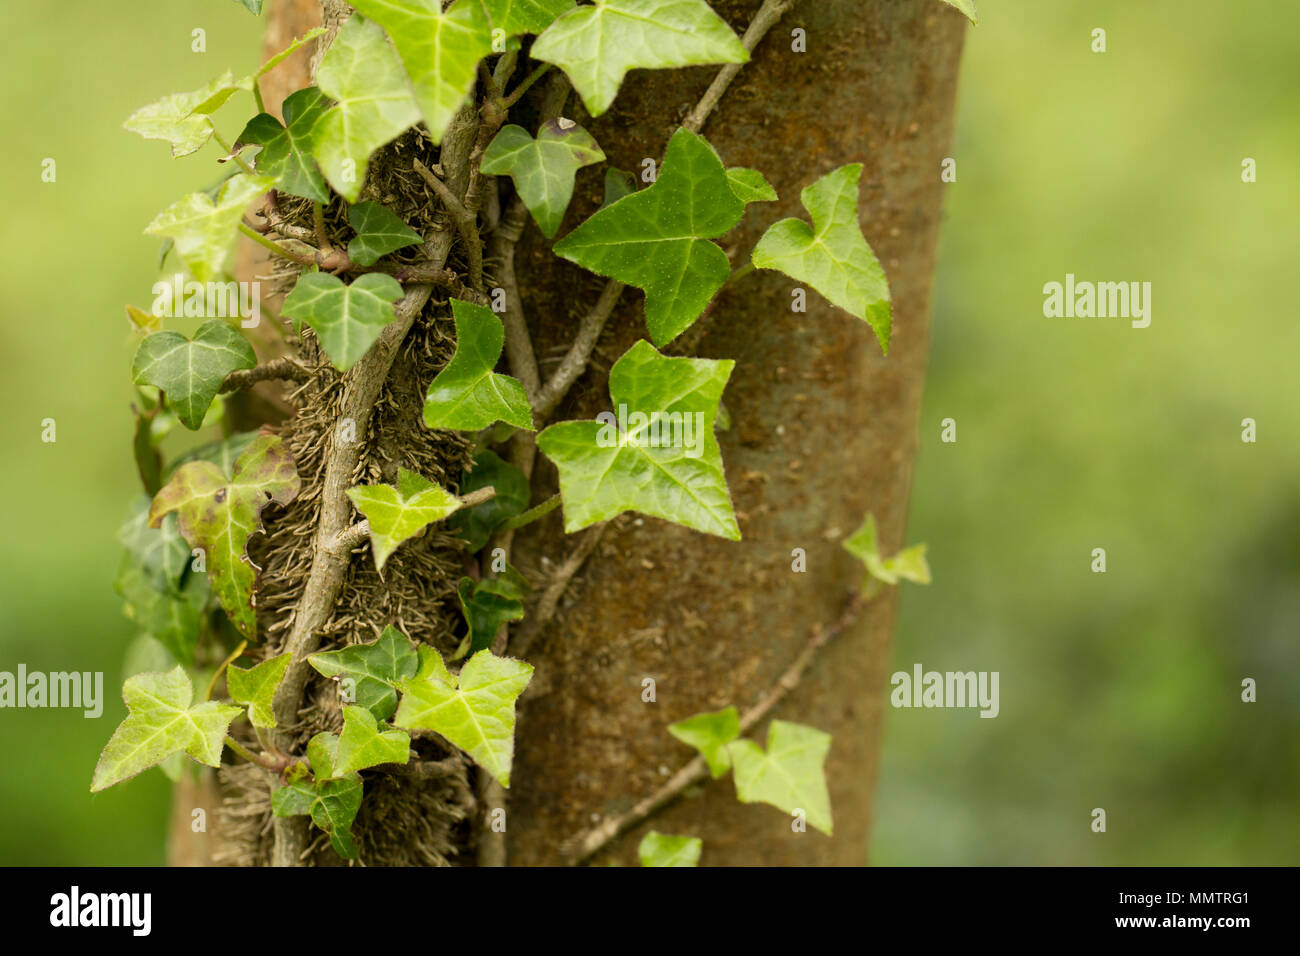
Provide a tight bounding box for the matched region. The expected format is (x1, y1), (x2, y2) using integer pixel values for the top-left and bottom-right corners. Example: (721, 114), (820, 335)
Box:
(148, 433), (301, 637)
(667, 705), (740, 778)
(91, 667), (242, 792)
(532, 0), (748, 116)
(939, 0), (978, 24)
(394, 647), (533, 787)
(601, 167), (636, 208)
(727, 720), (833, 835)
(311, 15), (421, 202)
(482, 0), (573, 35)
(448, 449), (529, 551)
(423, 298), (534, 432)
(308, 626), (420, 721)
(280, 272), (404, 372)
(349, 0), (494, 145)
(333, 705), (411, 776)
(346, 468), (464, 571)
(145, 174), (274, 282)
(227, 653), (292, 728)
(638, 831), (702, 867)
(481, 119), (605, 237)
(751, 164), (892, 354)
(842, 512), (931, 587)
(553, 128), (744, 345)
(458, 565), (530, 655)
(346, 201), (422, 267)
(123, 71), (245, 158)
(536, 340), (739, 539)
(726, 167), (777, 205)
(238, 87), (331, 202)
(131, 321), (256, 430)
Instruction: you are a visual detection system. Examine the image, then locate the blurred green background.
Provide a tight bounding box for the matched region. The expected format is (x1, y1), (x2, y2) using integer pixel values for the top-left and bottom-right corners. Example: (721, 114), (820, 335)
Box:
(0, 1), (1294, 864)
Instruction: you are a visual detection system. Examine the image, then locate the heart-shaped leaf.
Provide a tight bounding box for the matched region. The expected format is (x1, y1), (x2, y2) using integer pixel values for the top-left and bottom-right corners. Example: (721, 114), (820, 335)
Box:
(532, 0), (747, 117)
(423, 298), (534, 432)
(131, 321), (256, 430)
(280, 272), (404, 372)
(752, 164), (892, 354)
(238, 87), (331, 202)
(553, 128), (745, 345)
(346, 201), (422, 267)
(145, 174), (274, 282)
(481, 119), (605, 237)
(536, 339), (739, 539)
(227, 653), (292, 728)
(308, 625), (420, 721)
(346, 468), (465, 570)
(727, 719), (833, 835)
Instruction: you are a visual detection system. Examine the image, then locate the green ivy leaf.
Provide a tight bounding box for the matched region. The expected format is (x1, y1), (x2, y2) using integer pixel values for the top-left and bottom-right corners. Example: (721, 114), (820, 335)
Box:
(307, 626), (420, 721)
(727, 720), (833, 835)
(726, 167), (777, 205)
(481, 120), (605, 238)
(311, 15), (421, 202)
(118, 496), (191, 591)
(842, 512), (931, 587)
(123, 72), (244, 158)
(280, 272), (404, 372)
(458, 565), (530, 655)
(667, 705), (739, 778)
(601, 167), (636, 209)
(752, 163), (892, 354)
(148, 433), (301, 637)
(334, 705), (411, 775)
(233, 0), (264, 13)
(638, 831), (702, 867)
(227, 653), (291, 728)
(448, 449), (529, 551)
(237, 87), (331, 202)
(131, 321), (256, 430)
(532, 0), (748, 117)
(346, 201), (422, 267)
(91, 667), (242, 792)
(271, 749), (364, 861)
(553, 128), (744, 345)
(939, 0), (978, 24)
(482, 0), (574, 35)
(536, 339), (739, 539)
(423, 298), (534, 432)
(394, 647), (533, 787)
(145, 174), (273, 282)
(113, 554), (206, 666)
(346, 468), (464, 571)
(349, 0), (493, 145)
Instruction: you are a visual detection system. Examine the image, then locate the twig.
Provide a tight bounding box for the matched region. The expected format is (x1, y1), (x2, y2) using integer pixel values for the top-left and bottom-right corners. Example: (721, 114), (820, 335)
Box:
(532, 280), (624, 421)
(329, 486), (498, 557)
(498, 493), (560, 532)
(414, 158), (485, 291)
(565, 586), (874, 864)
(487, 196), (542, 401)
(220, 356), (311, 393)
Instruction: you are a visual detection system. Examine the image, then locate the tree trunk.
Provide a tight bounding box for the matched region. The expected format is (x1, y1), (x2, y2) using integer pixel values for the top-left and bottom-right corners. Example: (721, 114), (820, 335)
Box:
(182, 0), (966, 867)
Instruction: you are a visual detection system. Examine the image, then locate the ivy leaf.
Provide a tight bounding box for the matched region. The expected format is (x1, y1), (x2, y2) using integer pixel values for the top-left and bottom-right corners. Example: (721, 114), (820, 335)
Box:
(481, 120), (605, 238)
(346, 468), (464, 571)
(553, 128), (744, 345)
(423, 298), (534, 432)
(148, 433), (301, 637)
(346, 201), (422, 267)
(145, 174), (273, 282)
(842, 512), (931, 587)
(123, 72), (243, 158)
(667, 705), (739, 778)
(457, 565), (530, 655)
(311, 15), (421, 202)
(601, 167), (636, 209)
(232, 0), (264, 13)
(536, 339), (739, 539)
(271, 751), (364, 861)
(227, 653), (292, 728)
(726, 167), (777, 205)
(727, 720), (833, 835)
(307, 626), (420, 721)
(131, 321), (256, 430)
(334, 705), (411, 775)
(482, 0), (574, 35)
(91, 667), (242, 792)
(532, 0), (748, 117)
(752, 164), (892, 354)
(638, 831), (702, 867)
(448, 449), (529, 551)
(165, 431), (258, 481)
(237, 87), (331, 202)
(349, 0), (494, 145)
(939, 0), (978, 24)
(280, 272), (404, 372)
(114, 555), (206, 665)
(394, 647), (533, 787)
(118, 496), (191, 591)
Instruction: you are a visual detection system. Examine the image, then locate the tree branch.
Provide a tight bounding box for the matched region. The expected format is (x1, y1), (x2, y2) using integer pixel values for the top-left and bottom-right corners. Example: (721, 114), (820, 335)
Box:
(220, 356), (311, 394)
